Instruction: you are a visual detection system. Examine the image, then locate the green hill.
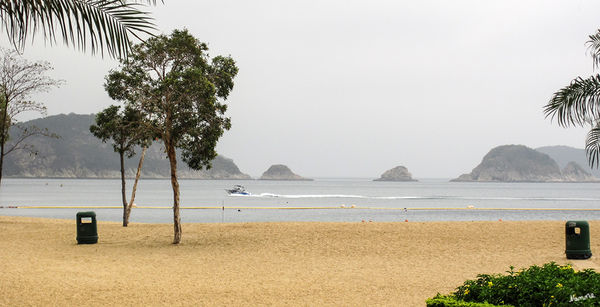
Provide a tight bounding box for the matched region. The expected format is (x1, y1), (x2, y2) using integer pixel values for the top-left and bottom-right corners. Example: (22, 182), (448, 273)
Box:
(3, 113), (251, 179)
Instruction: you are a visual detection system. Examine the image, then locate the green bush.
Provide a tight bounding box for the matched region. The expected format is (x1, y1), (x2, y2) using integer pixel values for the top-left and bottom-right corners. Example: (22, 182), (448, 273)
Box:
(426, 294), (512, 307)
(432, 263), (600, 307)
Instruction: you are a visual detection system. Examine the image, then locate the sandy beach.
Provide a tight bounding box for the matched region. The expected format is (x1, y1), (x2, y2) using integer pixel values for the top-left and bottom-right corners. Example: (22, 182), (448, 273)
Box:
(1, 216), (599, 306)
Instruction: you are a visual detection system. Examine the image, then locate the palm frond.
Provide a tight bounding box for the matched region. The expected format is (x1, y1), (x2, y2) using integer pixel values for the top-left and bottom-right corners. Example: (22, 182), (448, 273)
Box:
(586, 124), (600, 168)
(0, 0), (158, 59)
(543, 75), (600, 127)
(588, 30), (600, 69)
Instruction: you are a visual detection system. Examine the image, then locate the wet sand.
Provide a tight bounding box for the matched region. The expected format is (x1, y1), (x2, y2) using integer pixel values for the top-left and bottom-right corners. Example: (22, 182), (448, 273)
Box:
(1, 216), (599, 306)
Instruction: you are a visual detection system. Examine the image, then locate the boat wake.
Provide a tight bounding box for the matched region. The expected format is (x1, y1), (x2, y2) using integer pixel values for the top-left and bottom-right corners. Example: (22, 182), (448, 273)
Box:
(228, 193), (600, 202)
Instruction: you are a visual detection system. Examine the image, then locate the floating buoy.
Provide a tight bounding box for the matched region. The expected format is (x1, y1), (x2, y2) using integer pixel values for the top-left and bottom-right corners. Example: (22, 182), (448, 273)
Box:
(351, 205), (356, 208)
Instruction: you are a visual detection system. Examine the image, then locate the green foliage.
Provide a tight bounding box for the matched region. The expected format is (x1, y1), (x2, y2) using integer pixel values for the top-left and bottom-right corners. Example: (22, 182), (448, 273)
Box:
(105, 28), (238, 171)
(89, 105), (149, 158)
(426, 294), (511, 307)
(437, 263), (600, 306)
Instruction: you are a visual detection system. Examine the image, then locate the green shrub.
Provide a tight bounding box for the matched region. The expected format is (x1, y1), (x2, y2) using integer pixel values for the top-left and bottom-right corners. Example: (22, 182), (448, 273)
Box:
(433, 263), (600, 307)
(426, 294), (512, 307)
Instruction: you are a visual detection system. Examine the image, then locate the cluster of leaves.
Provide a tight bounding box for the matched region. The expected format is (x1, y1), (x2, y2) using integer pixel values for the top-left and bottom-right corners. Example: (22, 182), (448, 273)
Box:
(90, 105), (151, 158)
(105, 29), (238, 171)
(426, 294), (512, 307)
(431, 263), (600, 307)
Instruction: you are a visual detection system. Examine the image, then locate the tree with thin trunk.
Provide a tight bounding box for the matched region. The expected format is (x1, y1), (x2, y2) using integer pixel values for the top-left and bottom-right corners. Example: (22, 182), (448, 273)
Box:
(0, 0), (160, 59)
(545, 29), (600, 168)
(105, 29), (238, 244)
(0, 48), (61, 187)
(90, 104), (151, 226)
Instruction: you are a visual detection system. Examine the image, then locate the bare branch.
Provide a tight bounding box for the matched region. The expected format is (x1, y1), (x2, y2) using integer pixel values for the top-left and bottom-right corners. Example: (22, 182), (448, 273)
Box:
(4, 124), (58, 156)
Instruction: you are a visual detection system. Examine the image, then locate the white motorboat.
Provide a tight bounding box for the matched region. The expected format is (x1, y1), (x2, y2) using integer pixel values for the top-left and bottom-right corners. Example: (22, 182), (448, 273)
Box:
(225, 185), (250, 195)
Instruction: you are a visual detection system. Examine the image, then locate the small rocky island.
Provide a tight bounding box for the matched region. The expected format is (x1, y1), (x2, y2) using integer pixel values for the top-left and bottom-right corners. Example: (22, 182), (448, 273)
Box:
(259, 164), (312, 181)
(452, 145), (598, 182)
(374, 166), (417, 182)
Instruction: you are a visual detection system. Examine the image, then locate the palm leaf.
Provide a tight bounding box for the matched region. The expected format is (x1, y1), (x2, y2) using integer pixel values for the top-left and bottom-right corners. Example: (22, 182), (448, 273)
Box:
(544, 74), (600, 127)
(0, 0), (158, 59)
(586, 124), (600, 168)
(588, 30), (600, 69)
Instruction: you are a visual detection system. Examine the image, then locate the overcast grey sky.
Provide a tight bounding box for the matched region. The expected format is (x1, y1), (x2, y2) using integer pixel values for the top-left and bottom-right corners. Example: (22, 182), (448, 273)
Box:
(7, 0), (600, 178)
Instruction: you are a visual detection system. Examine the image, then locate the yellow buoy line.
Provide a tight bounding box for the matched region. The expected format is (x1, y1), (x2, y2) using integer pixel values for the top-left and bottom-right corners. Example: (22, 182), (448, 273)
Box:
(4, 205), (600, 211)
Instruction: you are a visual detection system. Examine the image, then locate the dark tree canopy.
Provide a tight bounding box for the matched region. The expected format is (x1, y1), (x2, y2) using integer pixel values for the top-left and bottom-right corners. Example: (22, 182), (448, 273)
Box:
(90, 105), (148, 158)
(106, 29), (238, 171)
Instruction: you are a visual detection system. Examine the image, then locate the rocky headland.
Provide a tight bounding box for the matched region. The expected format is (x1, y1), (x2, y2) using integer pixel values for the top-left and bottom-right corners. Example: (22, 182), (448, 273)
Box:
(374, 166), (417, 181)
(259, 164), (312, 181)
(561, 161), (597, 182)
(452, 145), (598, 182)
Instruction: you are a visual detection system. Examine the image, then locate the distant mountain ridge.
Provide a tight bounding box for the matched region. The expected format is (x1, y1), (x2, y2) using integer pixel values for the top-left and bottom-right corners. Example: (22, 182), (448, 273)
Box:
(6, 114), (597, 181)
(535, 145), (600, 178)
(452, 145), (597, 182)
(4, 113), (251, 179)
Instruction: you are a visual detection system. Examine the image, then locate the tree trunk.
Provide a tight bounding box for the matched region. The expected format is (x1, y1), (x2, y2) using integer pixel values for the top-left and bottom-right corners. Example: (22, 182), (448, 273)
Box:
(0, 93), (8, 188)
(166, 142), (181, 244)
(119, 151), (129, 226)
(0, 129), (4, 188)
(124, 146), (147, 225)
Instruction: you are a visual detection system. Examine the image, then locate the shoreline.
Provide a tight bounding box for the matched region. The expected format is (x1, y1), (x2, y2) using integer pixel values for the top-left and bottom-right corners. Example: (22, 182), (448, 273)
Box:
(1, 216), (599, 306)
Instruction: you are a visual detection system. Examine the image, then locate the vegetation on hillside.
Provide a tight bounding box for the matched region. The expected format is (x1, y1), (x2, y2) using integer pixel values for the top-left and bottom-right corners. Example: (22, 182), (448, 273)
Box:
(3, 113), (249, 179)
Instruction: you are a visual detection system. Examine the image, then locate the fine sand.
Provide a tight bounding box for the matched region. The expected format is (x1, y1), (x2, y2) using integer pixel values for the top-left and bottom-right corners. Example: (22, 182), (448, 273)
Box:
(1, 216), (599, 306)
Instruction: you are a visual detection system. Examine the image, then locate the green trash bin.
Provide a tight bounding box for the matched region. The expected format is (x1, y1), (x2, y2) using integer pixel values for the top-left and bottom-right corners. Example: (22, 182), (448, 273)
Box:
(565, 220), (591, 259)
(76, 211), (98, 244)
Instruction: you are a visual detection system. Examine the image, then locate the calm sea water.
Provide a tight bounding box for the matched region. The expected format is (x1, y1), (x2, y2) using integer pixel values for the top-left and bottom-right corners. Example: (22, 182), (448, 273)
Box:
(1, 178), (600, 223)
